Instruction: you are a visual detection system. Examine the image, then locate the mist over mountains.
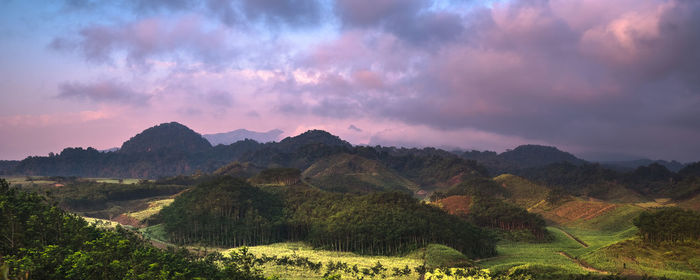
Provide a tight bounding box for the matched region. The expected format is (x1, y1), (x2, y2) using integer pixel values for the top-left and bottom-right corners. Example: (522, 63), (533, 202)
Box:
(0, 122), (694, 186)
(203, 129), (283, 146)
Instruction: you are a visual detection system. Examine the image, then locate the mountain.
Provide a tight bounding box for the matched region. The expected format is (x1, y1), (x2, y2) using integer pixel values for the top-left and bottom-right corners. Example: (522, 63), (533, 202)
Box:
(601, 159), (686, 172)
(302, 153), (420, 194)
(203, 129), (283, 146)
(277, 129), (352, 151)
(460, 144), (587, 175)
(500, 145), (586, 168)
(119, 122), (212, 154)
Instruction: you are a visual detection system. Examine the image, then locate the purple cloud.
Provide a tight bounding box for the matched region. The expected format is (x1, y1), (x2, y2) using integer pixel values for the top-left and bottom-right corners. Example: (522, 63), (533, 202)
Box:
(57, 80), (149, 105)
(51, 16), (233, 68)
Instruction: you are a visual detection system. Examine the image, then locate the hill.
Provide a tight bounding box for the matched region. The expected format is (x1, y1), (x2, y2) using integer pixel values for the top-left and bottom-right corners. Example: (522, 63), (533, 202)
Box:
(157, 178), (497, 257)
(494, 174), (550, 209)
(204, 128), (283, 145)
(581, 238), (700, 279)
(119, 122), (211, 154)
(500, 145), (586, 169)
(278, 129), (352, 151)
(213, 161), (264, 178)
(460, 144), (587, 175)
(302, 153), (419, 194)
(602, 159), (686, 172)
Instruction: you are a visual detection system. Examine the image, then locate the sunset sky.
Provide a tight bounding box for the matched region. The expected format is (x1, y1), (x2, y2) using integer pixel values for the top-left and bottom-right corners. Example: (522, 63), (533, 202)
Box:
(1, 0), (699, 162)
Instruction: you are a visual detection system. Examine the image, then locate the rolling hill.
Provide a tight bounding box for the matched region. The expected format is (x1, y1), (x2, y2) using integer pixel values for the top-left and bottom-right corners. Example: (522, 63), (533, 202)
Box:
(302, 153), (420, 194)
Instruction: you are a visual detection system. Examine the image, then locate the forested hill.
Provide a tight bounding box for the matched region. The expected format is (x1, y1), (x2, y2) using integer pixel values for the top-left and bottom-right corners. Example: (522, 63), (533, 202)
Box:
(459, 144), (587, 175)
(6, 122), (485, 188)
(119, 122), (212, 154)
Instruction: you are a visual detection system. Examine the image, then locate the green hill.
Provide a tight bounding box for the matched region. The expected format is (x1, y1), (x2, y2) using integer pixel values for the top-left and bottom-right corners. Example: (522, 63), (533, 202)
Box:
(213, 161), (263, 178)
(494, 174), (550, 209)
(581, 238), (700, 279)
(302, 153), (420, 194)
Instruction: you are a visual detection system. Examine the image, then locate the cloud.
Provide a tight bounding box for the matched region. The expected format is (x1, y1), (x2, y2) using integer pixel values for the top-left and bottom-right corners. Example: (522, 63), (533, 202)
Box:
(29, 0), (700, 162)
(334, 0), (464, 45)
(57, 80), (150, 105)
(348, 124), (362, 132)
(276, 0), (700, 161)
(51, 15), (233, 68)
(239, 0), (322, 27)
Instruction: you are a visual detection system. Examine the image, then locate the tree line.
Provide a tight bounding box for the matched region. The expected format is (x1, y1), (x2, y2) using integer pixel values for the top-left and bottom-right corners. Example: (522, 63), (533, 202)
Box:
(0, 178), (265, 279)
(156, 176), (497, 258)
(634, 207), (700, 243)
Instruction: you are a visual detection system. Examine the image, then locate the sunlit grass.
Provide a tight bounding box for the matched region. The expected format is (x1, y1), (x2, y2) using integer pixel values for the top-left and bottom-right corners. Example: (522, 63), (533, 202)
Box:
(478, 226), (593, 275)
(223, 242), (424, 280)
(126, 198), (174, 221)
(82, 216), (119, 229)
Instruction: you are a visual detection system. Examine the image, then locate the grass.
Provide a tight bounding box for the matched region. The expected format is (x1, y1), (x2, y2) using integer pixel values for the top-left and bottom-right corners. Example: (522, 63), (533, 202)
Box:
(567, 203), (644, 232)
(477, 226), (594, 275)
(5, 176), (56, 186)
(126, 198), (174, 221)
(88, 178), (143, 184)
(405, 244), (471, 268)
(140, 224), (170, 243)
(580, 239), (700, 279)
(493, 174), (549, 209)
(82, 216), (119, 229)
(222, 242), (424, 280)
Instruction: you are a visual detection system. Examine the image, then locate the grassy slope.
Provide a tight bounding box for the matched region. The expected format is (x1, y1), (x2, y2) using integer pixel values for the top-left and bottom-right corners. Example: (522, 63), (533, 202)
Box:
(679, 194), (700, 211)
(493, 174), (550, 209)
(478, 226), (594, 275)
(581, 239), (700, 279)
(125, 198), (174, 222)
(302, 153), (420, 193)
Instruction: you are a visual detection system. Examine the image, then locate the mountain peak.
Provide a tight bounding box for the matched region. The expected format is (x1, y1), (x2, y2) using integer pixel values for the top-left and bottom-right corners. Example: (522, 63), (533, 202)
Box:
(278, 130), (352, 150)
(500, 144), (586, 168)
(119, 122), (211, 154)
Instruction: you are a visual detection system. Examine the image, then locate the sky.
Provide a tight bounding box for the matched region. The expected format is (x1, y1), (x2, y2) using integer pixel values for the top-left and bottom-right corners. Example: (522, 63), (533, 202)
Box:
(1, 0), (699, 162)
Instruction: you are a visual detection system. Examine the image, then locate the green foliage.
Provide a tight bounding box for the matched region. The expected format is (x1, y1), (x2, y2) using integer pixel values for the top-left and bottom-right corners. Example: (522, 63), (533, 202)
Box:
(160, 178), (496, 258)
(0, 178), (264, 280)
(287, 190), (496, 257)
(633, 207), (700, 243)
(446, 177), (509, 198)
(466, 196), (551, 242)
(250, 168), (301, 186)
(407, 244), (471, 268)
(302, 153), (419, 194)
(158, 176), (286, 247)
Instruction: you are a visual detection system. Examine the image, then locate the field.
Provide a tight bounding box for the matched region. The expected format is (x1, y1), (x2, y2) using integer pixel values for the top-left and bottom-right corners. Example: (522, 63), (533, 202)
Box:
(581, 239), (700, 279)
(125, 198), (174, 222)
(223, 242), (424, 280)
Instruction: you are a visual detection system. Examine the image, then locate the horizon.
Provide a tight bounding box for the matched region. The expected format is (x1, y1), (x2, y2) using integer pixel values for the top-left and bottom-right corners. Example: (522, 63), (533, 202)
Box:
(2, 0), (700, 162)
(1, 120), (693, 164)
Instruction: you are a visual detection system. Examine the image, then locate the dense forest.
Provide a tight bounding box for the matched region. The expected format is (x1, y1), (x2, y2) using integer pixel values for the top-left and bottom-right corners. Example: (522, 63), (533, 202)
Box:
(431, 177), (551, 242)
(518, 161), (700, 200)
(0, 178), (265, 280)
(634, 207), (700, 243)
(157, 176), (497, 258)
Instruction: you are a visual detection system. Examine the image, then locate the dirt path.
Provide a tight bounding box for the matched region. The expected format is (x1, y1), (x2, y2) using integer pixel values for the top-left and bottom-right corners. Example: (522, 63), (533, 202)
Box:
(558, 251), (608, 274)
(553, 227), (589, 248)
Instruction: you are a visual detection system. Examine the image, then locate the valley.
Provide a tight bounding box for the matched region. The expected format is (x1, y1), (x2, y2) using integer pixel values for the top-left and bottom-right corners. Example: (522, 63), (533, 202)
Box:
(1, 123), (699, 279)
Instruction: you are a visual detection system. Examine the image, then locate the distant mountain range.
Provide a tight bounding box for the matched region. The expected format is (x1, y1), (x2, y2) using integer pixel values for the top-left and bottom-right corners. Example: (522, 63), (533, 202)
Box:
(203, 128), (283, 146)
(2, 121), (698, 201)
(600, 159), (686, 172)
